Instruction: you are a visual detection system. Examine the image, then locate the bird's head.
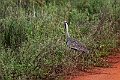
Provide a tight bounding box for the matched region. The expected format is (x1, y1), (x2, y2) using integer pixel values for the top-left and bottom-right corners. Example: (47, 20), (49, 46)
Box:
(61, 21), (68, 28)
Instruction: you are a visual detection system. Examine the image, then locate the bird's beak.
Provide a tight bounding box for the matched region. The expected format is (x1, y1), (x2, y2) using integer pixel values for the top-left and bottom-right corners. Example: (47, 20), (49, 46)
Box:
(61, 22), (64, 25)
(61, 22), (66, 28)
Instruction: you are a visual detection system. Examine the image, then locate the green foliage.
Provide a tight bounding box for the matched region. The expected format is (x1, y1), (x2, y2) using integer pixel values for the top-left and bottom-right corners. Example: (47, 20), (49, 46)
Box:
(0, 0), (120, 80)
(0, 18), (28, 50)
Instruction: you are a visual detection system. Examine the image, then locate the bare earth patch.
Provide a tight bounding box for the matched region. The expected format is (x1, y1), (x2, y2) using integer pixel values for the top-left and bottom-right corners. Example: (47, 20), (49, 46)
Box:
(66, 51), (120, 80)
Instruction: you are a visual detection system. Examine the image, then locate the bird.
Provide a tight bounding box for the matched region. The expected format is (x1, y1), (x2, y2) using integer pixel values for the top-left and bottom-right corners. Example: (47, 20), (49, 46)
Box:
(62, 21), (89, 54)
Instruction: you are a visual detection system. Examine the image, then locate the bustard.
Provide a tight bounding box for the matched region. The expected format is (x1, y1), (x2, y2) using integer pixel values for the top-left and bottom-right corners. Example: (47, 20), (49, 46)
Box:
(62, 21), (89, 54)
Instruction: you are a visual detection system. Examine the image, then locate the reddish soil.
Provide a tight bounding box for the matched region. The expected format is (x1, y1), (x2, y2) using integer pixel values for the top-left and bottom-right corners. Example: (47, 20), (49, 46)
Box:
(66, 51), (120, 80)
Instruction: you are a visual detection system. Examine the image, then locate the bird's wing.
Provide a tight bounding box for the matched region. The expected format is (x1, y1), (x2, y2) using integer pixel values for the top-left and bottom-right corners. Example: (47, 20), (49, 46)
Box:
(68, 37), (89, 54)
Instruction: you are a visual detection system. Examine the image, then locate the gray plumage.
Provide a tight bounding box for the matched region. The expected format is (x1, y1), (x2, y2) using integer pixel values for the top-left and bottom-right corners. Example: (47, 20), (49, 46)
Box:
(62, 21), (89, 54)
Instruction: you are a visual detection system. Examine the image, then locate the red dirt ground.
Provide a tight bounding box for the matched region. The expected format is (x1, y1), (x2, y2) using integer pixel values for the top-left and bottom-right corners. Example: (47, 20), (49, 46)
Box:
(66, 51), (120, 80)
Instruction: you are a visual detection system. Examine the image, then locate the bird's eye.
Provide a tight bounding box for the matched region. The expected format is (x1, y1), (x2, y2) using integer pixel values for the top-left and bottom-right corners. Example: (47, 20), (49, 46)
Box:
(65, 22), (68, 25)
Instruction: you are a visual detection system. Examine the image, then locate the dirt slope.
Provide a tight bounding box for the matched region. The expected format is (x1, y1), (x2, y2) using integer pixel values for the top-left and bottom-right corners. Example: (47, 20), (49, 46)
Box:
(66, 52), (120, 80)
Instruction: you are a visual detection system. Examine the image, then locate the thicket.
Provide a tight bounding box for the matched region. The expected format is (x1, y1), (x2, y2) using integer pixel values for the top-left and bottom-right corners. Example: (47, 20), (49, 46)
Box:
(0, 0), (120, 80)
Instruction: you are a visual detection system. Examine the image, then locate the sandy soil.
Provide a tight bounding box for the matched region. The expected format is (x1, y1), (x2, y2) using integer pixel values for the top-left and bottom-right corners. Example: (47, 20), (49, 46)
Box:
(66, 51), (120, 80)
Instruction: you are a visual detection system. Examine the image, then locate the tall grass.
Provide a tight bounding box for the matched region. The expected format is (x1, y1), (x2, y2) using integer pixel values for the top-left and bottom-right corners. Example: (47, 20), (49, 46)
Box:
(0, 0), (120, 80)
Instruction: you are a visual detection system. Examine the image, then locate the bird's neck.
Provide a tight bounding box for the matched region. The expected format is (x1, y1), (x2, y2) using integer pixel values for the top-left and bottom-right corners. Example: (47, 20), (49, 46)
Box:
(65, 23), (70, 39)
